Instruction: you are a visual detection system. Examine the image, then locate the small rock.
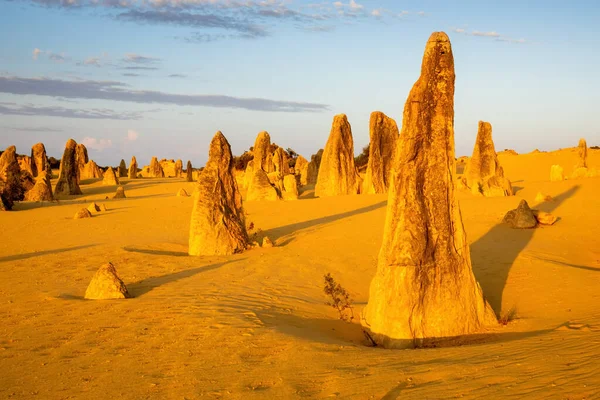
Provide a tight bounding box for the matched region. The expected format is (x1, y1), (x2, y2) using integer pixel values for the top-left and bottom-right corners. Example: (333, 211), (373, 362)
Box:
(532, 210), (557, 225)
(100, 203), (108, 212)
(113, 186), (126, 199)
(262, 236), (274, 248)
(535, 192), (552, 202)
(84, 262), (131, 300)
(74, 208), (92, 219)
(177, 188), (189, 197)
(87, 202), (101, 213)
(503, 200), (537, 229)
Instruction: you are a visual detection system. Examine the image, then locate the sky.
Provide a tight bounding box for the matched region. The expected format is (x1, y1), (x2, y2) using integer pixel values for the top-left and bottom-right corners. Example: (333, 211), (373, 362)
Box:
(0, 0), (599, 167)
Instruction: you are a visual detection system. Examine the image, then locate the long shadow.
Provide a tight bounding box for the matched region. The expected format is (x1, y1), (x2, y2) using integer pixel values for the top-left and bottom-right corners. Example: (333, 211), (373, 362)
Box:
(262, 200), (387, 244)
(128, 259), (242, 297)
(123, 246), (188, 257)
(530, 257), (600, 273)
(471, 186), (580, 315)
(0, 244), (97, 263)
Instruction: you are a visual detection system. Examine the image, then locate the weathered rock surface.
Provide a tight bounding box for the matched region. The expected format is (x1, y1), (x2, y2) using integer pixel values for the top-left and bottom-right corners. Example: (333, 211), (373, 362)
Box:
(253, 131), (274, 173)
(272, 148), (289, 176)
(294, 155), (309, 186)
(503, 200), (537, 229)
(362, 32), (496, 349)
(81, 160), (103, 180)
(186, 160), (193, 182)
(550, 165), (564, 182)
(0, 146), (25, 209)
(84, 263), (131, 300)
(128, 156), (138, 179)
(24, 171), (54, 202)
(246, 169), (281, 201)
(118, 159), (128, 178)
(262, 236), (274, 248)
(315, 115), (361, 197)
(174, 159), (183, 178)
(20, 170), (35, 192)
(462, 121), (513, 197)
(75, 144), (89, 183)
(87, 202), (101, 212)
(282, 174), (299, 200)
(150, 157), (165, 178)
(18, 155), (33, 176)
(189, 131), (249, 256)
(55, 139), (83, 196)
(102, 167), (120, 186)
(114, 186), (126, 199)
(74, 208), (92, 219)
(30, 143), (49, 178)
(363, 111), (399, 194)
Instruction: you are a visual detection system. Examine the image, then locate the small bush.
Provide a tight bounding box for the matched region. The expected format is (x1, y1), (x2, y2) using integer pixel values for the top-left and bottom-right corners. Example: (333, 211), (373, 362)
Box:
(499, 306), (518, 325)
(323, 273), (354, 322)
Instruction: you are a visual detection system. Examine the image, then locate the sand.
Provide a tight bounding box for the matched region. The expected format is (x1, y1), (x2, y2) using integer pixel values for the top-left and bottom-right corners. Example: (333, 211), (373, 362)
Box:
(0, 147), (599, 399)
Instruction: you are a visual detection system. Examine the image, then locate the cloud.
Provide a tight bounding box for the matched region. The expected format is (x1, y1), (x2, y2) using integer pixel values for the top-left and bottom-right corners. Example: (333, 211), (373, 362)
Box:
(0, 76), (330, 113)
(168, 73), (187, 78)
(32, 48), (42, 60)
(126, 129), (139, 142)
(32, 48), (68, 63)
(123, 53), (161, 64)
(83, 57), (102, 66)
(0, 101), (144, 120)
(452, 28), (526, 44)
(121, 66), (159, 70)
(81, 137), (113, 151)
(301, 25), (335, 33)
(1, 125), (63, 132)
(122, 72), (141, 77)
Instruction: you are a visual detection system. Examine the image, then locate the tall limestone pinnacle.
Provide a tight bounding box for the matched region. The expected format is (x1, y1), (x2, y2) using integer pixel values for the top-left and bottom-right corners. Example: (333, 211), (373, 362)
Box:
(55, 139), (83, 196)
(362, 32), (496, 348)
(363, 111), (399, 194)
(188, 131), (248, 256)
(315, 114), (361, 197)
(462, 121), (513, 197)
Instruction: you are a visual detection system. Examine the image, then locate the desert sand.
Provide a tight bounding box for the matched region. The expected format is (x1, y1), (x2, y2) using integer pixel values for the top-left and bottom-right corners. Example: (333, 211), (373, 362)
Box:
(0, 147), (599, 399)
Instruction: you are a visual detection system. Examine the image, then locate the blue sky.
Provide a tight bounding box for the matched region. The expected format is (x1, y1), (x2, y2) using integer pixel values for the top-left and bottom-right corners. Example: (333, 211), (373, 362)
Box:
(0, 0), (598, 166)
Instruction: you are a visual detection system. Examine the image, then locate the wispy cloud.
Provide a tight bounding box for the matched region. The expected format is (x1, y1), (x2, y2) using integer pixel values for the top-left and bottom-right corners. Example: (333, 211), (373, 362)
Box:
(0, 101), (144, 120)
(123, 53), (161, 64)
(32, 48), (69, 63)
(0, 76), (330, 113)
(168, 73), (187, 78)
(452, 28), (526, 44)
(126, 129), (139, 142)
(1, 125), (64, 132)
(122, 72), (141, 77)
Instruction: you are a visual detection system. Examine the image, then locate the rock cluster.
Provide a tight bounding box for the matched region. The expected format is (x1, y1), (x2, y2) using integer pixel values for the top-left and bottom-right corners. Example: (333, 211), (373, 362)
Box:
(150, 157), (165, 178)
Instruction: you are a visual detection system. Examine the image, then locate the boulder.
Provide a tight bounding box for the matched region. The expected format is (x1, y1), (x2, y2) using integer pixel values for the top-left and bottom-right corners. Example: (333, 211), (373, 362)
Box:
(24, 171), (53, 202)
(461, 121), (513, 197)
(362, 32), (496, 349)
(55, 139), (83, 196)
(102, 167), (120, 186)
(315, 115), (361, 197)
(87, 202), (101, 213)
(159, 159), (177, 177)
(363, 111), (399, 194)
(30, 143), (49, 177)
(262, 236), (274, 248)
(503, 200), (537, 229)
(84, 263), (131, 300)
(188, 131), (249, 256)
(128, 156), (138, 179)
(74, 208), (92, 219)
(81, 160), (103, 180)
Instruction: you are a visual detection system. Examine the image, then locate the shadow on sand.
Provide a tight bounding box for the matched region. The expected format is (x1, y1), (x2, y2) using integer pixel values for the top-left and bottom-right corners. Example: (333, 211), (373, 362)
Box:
(0, 244), (97, 263)
(263, 200), (387, 246)
(123, 246), (188, 257)
(128, 259), (243, 297)
(471, 186), (580, 315)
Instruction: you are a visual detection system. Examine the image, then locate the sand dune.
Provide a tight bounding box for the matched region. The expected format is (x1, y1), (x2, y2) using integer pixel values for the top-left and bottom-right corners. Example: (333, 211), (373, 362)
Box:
(0, 148), (599, 399)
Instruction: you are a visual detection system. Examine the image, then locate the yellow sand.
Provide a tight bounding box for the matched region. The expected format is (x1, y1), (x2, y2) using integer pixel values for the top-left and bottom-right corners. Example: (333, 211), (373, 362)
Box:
(0, 148), (599, 399)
